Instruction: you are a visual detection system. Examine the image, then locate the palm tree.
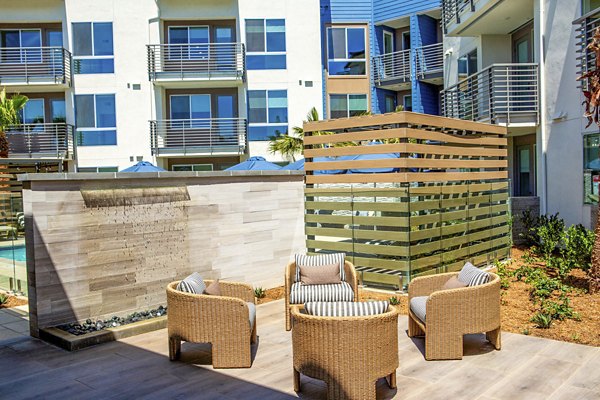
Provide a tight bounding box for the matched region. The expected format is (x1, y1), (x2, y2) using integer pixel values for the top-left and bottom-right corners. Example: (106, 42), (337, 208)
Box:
(268, 107), (320, 161)
(0, 88), (28, 158)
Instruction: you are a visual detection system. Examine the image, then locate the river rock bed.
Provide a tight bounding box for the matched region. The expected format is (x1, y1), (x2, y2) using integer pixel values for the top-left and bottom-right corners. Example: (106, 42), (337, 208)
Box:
(57, 306), (167, 336)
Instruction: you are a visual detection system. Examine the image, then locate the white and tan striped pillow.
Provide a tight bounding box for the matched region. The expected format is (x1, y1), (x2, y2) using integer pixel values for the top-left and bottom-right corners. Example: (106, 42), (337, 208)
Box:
(457, 262), (490, 287)
(176, 272), (206, 294)
(295, 253), (346, 282)
(304, 301), (390, 317)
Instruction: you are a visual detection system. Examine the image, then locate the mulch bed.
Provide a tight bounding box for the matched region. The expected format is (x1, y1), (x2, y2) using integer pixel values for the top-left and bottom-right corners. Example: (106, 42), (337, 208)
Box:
(257, 249), (599, 346)
(0, 294), (28, 309)
(491, 246), (600, 347)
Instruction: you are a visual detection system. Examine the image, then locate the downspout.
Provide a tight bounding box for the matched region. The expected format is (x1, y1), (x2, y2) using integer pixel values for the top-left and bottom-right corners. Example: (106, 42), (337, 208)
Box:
(538, 0), (548, 214)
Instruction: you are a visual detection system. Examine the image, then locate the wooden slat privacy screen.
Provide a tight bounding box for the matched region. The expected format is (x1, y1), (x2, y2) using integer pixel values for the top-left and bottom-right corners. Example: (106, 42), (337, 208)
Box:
(303, 112), (510, 289)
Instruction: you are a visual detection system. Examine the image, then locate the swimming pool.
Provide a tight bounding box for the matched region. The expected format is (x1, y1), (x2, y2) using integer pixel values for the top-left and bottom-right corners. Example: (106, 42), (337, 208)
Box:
(0, 245), (26, 262)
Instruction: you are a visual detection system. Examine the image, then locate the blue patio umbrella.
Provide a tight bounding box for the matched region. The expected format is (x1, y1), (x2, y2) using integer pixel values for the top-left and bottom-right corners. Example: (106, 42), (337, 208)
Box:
(120, 161), (166, 172)
(282, 158), (305, 170)
(225, 156), (283, 171)
(346, 143), (400, 173)
(312, 156), (352, 175)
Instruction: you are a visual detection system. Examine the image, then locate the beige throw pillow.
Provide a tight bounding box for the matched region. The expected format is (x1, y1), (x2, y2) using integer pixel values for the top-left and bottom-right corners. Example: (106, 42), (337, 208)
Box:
(442, 276), (468, 290)
(300, 263), (341, 285)
(204, 280), (221, 296)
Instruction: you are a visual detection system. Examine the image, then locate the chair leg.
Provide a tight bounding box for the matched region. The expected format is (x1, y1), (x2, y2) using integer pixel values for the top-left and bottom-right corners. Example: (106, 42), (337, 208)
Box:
(486, 327), (501, 350)
(293, 368), (301, 392)
(386, 370), (397, 389)
(407, 314), (424, 337)
(285, 304), (292, 331)
(169, 336), (181, 361)
(425, 331), (463, 361)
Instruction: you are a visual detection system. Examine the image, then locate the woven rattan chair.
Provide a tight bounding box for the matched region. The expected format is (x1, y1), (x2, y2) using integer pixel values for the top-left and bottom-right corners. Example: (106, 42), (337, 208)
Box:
(290, 305), (399, 400)
(285, 260), (359, 331)
(407, 272), (502, 360)
(166, 280), (257, 368)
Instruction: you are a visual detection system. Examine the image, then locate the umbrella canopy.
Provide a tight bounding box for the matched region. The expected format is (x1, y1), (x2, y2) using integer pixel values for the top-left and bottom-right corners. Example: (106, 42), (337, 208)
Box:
(225, 156), (283, 171)
(282, 158), (305, 170)
(346, 152), (400, 173)
(312, 156), (351, 175)
(120, 161), (166, 172)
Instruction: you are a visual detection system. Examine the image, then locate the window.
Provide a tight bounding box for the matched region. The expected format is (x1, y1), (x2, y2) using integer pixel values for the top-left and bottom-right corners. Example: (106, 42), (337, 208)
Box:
(403, 95), (412, 112)
(170, 94), (211, 129)
(583, 0), (600, 14)
(383, 31), (394, 54)
(384, 94), (395, 113)
(248, 90), (288, 140)
(72, 22), (114, 74)
(245, 19), (286, 70)
(75, 94), (117, 146)
(0, 29), (41, 63)
(77, 166), (118, 173)
(584, 134), (600, 203)
(329, 94), (368, 118)
(172, 164), (213, 172)
(402, 32), (411, 50)
(458, 49), (478, 79)
(327, 27), (366, 76)
(19, 99), (45, 124)
(168, 26), (209, 60)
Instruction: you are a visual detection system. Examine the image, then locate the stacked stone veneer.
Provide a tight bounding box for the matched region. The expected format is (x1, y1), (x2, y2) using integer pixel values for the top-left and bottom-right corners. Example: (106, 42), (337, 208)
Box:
(511, 196), (540, 245)
(22, 172), (305, 336)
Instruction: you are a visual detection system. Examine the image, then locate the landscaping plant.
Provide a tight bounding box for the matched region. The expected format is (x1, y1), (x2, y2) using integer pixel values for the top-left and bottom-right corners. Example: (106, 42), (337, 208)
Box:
(254, 287), (266, 299)
(388, 296), (400, 305)
(0, 87), (28, 158)
(0, 293), (7, 305)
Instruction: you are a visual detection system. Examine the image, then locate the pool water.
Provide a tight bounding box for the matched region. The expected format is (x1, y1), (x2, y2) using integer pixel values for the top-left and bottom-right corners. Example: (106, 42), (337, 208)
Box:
(0, 245), (26, 262)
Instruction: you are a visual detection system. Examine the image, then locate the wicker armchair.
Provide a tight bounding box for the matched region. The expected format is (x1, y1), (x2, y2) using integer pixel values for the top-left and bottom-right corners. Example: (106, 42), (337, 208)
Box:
(291, 305), (399, 400)
(285, 260), (359, 331)
(166, 280), (257, 368)
(407, 272), (502, 361)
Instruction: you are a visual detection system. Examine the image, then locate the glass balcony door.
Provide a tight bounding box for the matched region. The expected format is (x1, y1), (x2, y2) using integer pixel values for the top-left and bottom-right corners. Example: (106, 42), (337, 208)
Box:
(0, 29), (42, 64)
(168, 26), (209, 60)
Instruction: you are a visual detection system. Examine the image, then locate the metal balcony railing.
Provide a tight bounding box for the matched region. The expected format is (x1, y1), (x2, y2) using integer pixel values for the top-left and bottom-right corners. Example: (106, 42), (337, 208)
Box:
(150, 118), (247, 156)
(441, 63), (539, 125)
(415, 43), (444, 78)
(0, 47), (72, 86)
(442, 0), (477, 33)
(372, 49), (411, 85)
(574, 8), (600, 91)
(147, 43), (245, 81)
(5, 123), (75, 159)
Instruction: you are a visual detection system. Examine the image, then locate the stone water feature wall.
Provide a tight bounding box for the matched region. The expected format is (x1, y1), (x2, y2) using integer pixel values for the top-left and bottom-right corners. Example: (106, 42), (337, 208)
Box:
(21, 172), (305, 336)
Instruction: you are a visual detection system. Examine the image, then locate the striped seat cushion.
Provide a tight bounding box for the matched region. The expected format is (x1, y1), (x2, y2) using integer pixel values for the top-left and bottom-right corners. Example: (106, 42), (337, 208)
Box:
(305, 301), (390, 317)
(176, 272), (206, 294)
(410, 296), (428, 323)
(247, 302), (256, 331)
(295, 253), (346, 282)
(457, 262), (491, 287)
(289, 281), (354, 304)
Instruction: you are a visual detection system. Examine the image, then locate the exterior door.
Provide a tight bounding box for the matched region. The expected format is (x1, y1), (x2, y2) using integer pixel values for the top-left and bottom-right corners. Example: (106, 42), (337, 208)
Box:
(514, 134), (536, 196)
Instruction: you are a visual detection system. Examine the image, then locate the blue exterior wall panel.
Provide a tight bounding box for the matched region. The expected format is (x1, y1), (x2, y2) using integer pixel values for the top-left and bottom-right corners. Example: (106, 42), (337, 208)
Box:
(373, 0), (440, 24)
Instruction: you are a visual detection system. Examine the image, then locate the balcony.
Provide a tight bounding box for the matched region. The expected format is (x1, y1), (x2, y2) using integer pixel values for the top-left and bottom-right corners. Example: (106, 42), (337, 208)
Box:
(150, 118), (246, 157)
(442, 0), (533, 36)
(574, 8), (600, 92)
(5, 123), (75, 160)
(372, 48), (411, 90)
(147, 43), (245, 86)
(441, 63), (539, 126)
(0, 47), (71, 91)
(415, 43), (444, 84)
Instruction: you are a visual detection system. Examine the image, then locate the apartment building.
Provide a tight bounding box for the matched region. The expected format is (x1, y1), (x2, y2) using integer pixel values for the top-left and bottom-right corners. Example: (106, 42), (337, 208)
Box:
(319, 0), (442, 118)
(0, 0), (323, 172)
(438, 0), (598, 228)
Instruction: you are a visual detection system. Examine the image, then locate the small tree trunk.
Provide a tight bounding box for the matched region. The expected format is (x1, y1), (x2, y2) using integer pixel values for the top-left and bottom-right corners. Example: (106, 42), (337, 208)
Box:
(590, 212), (600, 293)
(0, 129), (8, 158)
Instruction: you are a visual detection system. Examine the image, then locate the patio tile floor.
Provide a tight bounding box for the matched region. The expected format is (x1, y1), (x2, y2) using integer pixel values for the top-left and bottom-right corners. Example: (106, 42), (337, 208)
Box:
(0, 300), (598, 399)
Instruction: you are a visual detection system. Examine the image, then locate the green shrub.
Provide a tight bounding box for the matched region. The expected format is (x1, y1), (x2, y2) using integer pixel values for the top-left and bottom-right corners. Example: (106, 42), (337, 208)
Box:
(519, 210), (540, 246)
(389, 296), (400, 305)
(563, 224), (594, 272)
(531, 312), (553, 329)
(495, 260), (511, 290)
(541, 295), (579, 321)
(254, 287), (266, 299)
(0, 294), (7, 305)
(535, 214), (565, 259)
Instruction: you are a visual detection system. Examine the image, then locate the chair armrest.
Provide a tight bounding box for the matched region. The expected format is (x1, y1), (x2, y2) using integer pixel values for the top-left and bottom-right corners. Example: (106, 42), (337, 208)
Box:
(285, 261), (296, 302)
(216, 281), (255, 304)
(408, 272), (457, 300)
(343, 261), (359, 300)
